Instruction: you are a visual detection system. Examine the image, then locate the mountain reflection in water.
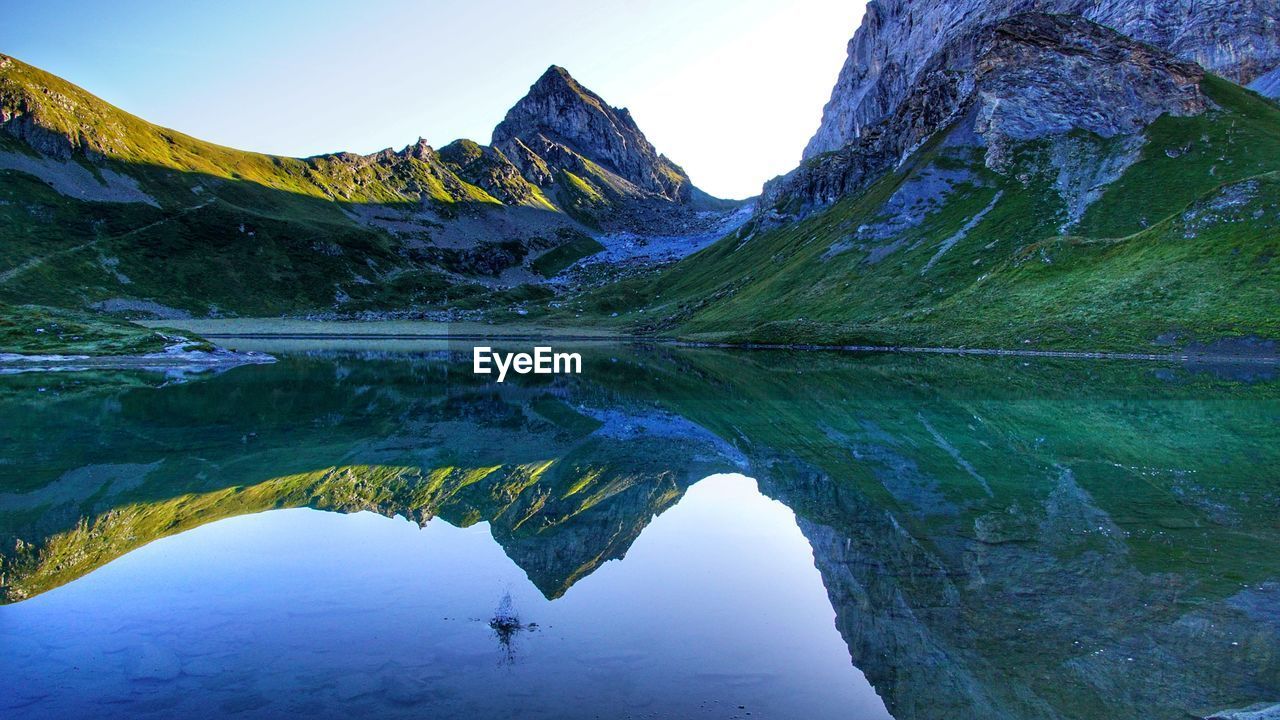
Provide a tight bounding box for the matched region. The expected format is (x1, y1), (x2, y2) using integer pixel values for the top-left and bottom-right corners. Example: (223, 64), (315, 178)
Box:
(0, 346), (1277, 720)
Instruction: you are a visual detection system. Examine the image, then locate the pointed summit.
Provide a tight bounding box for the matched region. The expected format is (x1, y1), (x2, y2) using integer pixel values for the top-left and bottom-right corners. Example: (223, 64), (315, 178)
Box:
(492, 65), (696, 203)
(533, 64), (575, 87)
(525, 65), (603, 108)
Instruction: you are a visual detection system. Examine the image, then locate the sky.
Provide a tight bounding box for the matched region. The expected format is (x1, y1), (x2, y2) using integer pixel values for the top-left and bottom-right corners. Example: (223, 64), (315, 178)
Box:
(0, 0), (866, 199)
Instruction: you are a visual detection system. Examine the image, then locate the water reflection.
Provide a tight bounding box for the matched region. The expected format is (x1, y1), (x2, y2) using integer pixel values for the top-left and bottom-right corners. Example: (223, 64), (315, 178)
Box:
(1, 476), (886, 719)
(0, 346), (1277, 719)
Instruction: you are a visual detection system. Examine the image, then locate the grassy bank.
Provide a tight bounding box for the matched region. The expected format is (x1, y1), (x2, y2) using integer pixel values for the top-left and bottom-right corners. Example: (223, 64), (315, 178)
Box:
(0, 303), (209, 356)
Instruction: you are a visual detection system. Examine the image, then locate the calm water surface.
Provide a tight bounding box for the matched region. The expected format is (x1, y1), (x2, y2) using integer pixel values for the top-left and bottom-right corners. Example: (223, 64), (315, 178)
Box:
(0, 345), (1276, 719)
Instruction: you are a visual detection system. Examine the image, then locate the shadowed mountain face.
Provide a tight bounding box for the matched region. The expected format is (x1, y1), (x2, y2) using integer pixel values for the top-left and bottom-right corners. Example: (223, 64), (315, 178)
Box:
(1, 346), (1276, 719)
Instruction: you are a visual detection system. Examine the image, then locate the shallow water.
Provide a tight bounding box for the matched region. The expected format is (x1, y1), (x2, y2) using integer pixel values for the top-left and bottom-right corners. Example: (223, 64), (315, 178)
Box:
(0, 345), (1277, 719)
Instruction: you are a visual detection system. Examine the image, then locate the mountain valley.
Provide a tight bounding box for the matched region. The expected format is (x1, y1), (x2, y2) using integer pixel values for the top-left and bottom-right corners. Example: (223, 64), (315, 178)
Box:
(1, 0), (1279, 354)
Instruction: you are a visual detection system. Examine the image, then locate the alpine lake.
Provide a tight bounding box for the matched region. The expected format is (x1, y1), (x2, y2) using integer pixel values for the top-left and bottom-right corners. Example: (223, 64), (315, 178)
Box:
(1, 337), (1277, 720)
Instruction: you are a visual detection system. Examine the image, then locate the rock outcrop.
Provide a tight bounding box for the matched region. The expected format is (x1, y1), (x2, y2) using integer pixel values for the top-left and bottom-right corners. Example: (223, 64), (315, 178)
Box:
(764, 13), (1207, 216)
(805, 0), (1279, 160)
(436, 138), (551, 208)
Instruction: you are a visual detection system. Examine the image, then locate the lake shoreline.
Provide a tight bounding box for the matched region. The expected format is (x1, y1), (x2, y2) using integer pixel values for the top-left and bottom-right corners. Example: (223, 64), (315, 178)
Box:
(135, 319), (1280, 364)
(170, 329), (1280, 365)
(0, 347), (276, 372)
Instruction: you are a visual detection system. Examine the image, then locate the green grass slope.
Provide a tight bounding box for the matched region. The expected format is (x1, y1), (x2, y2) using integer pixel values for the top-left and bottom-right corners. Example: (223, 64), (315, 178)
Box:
(0, 54), (590, 316)
(595, 77), (1279, 352)
(1, 55), (473, 206)
(0, 302), (202, 355)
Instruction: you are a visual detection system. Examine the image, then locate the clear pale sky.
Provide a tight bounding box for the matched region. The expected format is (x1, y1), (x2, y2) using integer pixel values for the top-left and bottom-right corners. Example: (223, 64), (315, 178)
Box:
(0, 0), (866, 199)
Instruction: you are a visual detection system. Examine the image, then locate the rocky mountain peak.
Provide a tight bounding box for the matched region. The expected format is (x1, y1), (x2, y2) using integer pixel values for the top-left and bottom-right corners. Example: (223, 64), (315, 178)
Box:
(529, 64), (583, 95)
(495, 65), (636, 149)
(492, 65), (693, 202)
(972, 13), (1206, 162)
(401, 136), (435, 161)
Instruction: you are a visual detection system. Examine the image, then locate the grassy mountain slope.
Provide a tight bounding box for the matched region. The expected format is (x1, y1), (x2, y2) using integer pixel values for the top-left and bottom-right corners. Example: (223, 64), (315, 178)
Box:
(592, 77), (1279, 352)
(0, 54), (600, 317)
(0, 55), (485, 206)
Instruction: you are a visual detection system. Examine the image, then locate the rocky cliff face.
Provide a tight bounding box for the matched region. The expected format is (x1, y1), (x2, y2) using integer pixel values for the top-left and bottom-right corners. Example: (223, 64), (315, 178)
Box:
(805, 0), (1280, 160)
(492, 66), (694, 203)
(764, 13), (1207, 215)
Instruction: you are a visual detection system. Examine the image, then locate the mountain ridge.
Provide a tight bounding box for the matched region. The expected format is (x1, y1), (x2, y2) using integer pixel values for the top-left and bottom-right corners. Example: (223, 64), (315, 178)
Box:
(2, 0), (1278, 354)
(0, 54), (722, 217)
(0, 53), (737, 318)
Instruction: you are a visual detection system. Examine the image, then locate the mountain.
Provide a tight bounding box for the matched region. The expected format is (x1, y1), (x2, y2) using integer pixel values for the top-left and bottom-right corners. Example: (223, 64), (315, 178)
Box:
(492, 65), (729, 226)
(489, 64), (732, 226)
(803, 0), (1280, 159)
(764, 12), (1210, 215)
(3, 2), (1277, 352)
(0, 55), (733, 318)
(599, 7), (1280, 353)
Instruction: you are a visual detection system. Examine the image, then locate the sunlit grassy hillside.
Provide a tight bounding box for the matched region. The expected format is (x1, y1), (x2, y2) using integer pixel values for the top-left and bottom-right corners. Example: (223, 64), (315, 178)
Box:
(582, 78), (1280, 352)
